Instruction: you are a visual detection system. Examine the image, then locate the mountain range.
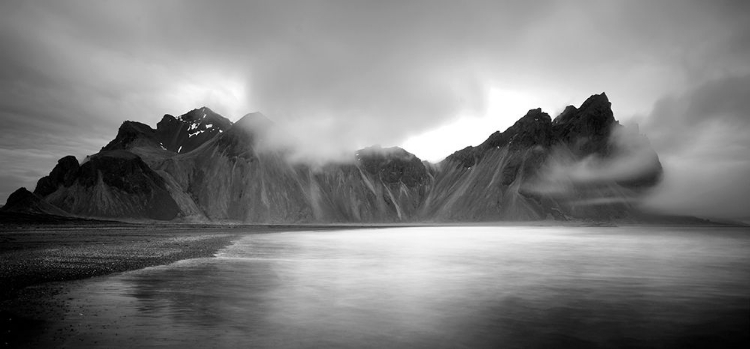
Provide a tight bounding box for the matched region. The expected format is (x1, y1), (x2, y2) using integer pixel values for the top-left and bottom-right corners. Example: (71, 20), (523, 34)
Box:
(1, 93), (665, 223)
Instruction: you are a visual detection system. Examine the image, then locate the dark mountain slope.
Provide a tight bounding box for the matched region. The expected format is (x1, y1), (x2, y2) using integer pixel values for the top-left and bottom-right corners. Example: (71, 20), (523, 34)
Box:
(5, 93), (664, 222)
(307, 146), (430, 222)
(424, 93), (662, 221)
(155, 107), (232, 154)
(34, 155), (80, 197)
(152, 113), (313, 222)
(148, 112), (434, 223)
(33, 151), (180, 220)
(0, 187), (69, 216)
(102, 107), (232, 160)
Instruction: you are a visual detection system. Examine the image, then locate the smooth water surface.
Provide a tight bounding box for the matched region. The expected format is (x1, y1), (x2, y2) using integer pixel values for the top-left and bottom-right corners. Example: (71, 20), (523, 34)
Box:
(53, 226), (750, 348)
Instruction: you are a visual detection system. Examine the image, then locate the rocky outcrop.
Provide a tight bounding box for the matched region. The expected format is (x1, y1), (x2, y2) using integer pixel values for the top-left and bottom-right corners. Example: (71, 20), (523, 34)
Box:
(103, 107), (232, 158)
(552, 93), (616, 157)
(5, 92), (664, 222)
(0, 187), (69, 216)
(155, 107), (232, 154)
(101, 121), (162, 152)
(26, 150), (181, 220)
(425, 93), (661, 221)
(34, 155), (80, 197)
(445, 108), (552, 169)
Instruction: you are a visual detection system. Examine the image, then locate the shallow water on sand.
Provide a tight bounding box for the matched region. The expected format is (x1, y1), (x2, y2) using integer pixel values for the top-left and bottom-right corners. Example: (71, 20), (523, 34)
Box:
(50, 226), (750, 348)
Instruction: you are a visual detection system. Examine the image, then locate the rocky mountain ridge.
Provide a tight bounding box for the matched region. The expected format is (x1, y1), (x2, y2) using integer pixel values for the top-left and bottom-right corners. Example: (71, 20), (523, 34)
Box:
(2, 93), (664, 222)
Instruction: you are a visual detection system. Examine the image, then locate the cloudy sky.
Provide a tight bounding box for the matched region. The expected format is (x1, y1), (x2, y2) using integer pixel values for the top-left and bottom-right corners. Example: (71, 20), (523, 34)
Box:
(1, 0), (748, 220)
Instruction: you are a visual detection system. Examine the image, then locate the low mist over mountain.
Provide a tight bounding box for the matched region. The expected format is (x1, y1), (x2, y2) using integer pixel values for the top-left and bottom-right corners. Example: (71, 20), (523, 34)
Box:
(2, 93), (665, 223)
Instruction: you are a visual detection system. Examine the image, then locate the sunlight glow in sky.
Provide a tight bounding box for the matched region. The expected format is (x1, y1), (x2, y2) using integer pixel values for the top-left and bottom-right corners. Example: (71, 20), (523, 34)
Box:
(1, 1), (748, 219)
(169, 74), (249, 122)
(402, 88), (559, 162)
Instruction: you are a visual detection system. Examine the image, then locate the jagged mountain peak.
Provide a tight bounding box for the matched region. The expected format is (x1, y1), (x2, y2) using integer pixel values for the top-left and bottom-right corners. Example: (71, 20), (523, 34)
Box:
(506, 108), (552, 132)
(551, 92), (617, 156)
(120, 120), (153, 132)
(556, 93), (614, 128)
(503, 108), (553, 149)
(29, 149), (182, 220)
(179, 106), (216, 121)
(576, 92), (614, 125)
(579, 92), (610, 109)
(174, 107), (232, 133)
(101, 121), (160, 152)
(159, 107), (232, 131)
(446, 108), (554, 168)
(152, 107), (232, 154)
(101, 107), (234, 157)
(443, 92), (622, 169)
(0, 187), (69, 216)
(34, 155), (79, 196)
(552, 105), (578, 124)
(519, 107), (547, 119)
(6, 92), (665, 223)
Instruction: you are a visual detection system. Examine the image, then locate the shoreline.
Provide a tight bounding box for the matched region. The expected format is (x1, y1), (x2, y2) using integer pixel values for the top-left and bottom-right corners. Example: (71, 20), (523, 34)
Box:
(2, 219), (742, 299)
(0, 223), (390, 301)
(2, 223), (748, 347)
(0, 223), (377, 347)
(2, 220), (742, 301)
(0, 225), (241, 347)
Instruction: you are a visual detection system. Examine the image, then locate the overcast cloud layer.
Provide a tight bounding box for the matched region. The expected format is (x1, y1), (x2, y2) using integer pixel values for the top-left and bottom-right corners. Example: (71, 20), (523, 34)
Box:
(0, 0), (748, 220)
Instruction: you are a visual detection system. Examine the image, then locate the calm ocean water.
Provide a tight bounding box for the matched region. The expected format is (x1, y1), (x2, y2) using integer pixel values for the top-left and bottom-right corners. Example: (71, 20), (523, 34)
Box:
(49, 226), (750, 348)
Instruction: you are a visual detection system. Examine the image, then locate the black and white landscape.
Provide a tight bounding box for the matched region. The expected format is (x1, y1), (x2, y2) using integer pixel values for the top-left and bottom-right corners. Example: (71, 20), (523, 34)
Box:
(1, 1), (749, 348)
(3, 93), (666, 223)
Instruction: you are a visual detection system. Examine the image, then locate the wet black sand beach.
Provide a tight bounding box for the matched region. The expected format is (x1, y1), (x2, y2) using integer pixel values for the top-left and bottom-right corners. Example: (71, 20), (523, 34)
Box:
(2, 217), (748, 348)
(0, 217), (374, 348)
